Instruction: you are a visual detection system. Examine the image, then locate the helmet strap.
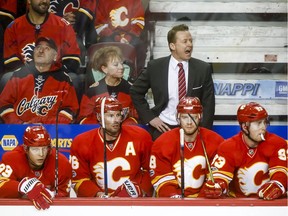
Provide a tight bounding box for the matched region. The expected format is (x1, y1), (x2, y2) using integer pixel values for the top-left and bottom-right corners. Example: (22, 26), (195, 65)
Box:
(241, 123), (259, 144)
(185, 113), (200, 135)
(100, 127), (121, 141)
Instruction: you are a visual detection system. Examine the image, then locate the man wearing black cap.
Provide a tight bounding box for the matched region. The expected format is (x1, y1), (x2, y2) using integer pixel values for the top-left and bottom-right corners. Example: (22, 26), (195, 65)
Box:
(34, 37), (59, 72)
(0, 37), (79, 124)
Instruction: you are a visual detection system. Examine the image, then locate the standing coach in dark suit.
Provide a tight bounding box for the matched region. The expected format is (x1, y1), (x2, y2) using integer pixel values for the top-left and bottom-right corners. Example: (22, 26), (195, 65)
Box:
(130, 24), (215, 140)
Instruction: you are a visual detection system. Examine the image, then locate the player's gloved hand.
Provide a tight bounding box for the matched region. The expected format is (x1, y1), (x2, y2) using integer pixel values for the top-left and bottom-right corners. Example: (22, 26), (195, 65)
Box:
(112, 179), (143, 198)
(257, 180), (285, 200)
(96, 191), (110, 198)
(18, 177), (54, 210)
(203, 179), (228, 199)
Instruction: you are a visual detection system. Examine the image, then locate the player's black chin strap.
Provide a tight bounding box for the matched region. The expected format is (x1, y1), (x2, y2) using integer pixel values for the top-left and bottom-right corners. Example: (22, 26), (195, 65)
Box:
(241, 123), (259, 144)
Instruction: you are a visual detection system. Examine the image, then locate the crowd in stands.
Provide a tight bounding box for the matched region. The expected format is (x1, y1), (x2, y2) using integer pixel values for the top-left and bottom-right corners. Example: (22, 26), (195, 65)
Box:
(0, 0), (150, 124)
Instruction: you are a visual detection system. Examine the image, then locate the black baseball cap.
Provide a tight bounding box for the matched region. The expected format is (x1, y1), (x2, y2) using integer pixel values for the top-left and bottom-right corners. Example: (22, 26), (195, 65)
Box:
(35, 37), (58, 51)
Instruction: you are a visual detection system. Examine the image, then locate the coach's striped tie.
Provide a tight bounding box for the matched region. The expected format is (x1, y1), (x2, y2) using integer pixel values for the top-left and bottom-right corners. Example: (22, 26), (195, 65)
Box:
(178, 63), (186, 100)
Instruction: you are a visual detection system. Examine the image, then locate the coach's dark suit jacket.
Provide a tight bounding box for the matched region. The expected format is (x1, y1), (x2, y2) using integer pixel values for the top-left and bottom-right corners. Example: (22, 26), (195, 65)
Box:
(130, 55), (215, 129)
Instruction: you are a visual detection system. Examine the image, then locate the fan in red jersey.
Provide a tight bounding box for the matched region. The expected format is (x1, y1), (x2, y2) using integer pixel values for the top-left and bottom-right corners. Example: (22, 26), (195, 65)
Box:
(0, 125), (72, 210)
(3, 0), (80, 73)
(49, 0), (98, 61)
(0, 37), (79, 124)
(202, 102), (287, 200)
(149, 96), (224, 197)
(95, 0), (147, 75)
(71, 96), (153, 197)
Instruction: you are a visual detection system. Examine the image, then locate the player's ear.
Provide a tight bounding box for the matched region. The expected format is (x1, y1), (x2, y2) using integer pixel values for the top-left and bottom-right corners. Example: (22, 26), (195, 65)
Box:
(96, 113), (101, 123)
(241, 123), (248, 132)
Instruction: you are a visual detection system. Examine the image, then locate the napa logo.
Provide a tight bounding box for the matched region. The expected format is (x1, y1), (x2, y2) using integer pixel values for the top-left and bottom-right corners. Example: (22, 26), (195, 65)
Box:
(0, 135), (18, 151)
(275, 81), (287, 97)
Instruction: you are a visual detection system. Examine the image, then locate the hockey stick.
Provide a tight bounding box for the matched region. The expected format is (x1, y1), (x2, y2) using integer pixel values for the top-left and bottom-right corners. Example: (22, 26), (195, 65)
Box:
(100, 97), (109, 196)
(188, 114), (214, 183)
(179, 128), (185, 198)
(54, 101), (62, 195)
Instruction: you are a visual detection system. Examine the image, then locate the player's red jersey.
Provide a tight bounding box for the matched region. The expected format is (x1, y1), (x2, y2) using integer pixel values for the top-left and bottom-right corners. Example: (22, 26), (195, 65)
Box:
(211, 131), (287, 198)
(0, 63), (79, 124)
(70, 125), (153, 197)
(150, 127), (224, 197)
(78, 78), (138, 124)
(95, 0), (145, 37)
(0, 146), (72, 198)
(4, 13), (80, 71)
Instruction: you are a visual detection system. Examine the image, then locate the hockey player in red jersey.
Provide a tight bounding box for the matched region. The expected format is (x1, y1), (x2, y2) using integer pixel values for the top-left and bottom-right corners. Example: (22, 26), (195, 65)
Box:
(150, 97), (224, 197)
(0, 37), (79, 124)
(3, 0), (80, 73)
(71, 96), (153, 197)
(203, 102), (287, 200)
(0, 125), (72, 210)
(78, 46), (138, 125)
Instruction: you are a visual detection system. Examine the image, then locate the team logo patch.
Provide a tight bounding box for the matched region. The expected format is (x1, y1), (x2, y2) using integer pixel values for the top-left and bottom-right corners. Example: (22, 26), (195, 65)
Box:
(247, 149), (257, 158)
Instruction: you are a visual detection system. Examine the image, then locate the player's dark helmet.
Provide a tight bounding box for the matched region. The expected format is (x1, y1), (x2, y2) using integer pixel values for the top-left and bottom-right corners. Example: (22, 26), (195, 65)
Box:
(23, 125), (51, 148)
(95, 96), (123, 114)
(177, 97), (203, 114)
(237, 102), (268, 123)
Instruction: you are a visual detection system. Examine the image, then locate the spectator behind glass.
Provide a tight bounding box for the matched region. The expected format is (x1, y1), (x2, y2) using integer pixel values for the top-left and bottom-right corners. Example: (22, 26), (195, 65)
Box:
(49, 0), (98, 63)
(78, 46), (138, 125)
(130, 24), (215, 140)
(0, 125), (72, 210)
(0, 0), (27, 74)
(0, 37), (79, 124)
(150, 97), (224, 198)
(95, 0), (147, 75)
(0, 0), (27, 30)
(202, 102), (287, 200)
(71, 96), (153, 197)
(3, 0), (80, 74)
